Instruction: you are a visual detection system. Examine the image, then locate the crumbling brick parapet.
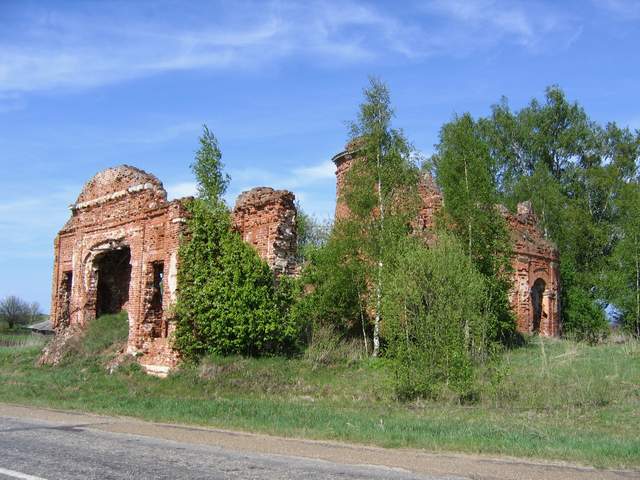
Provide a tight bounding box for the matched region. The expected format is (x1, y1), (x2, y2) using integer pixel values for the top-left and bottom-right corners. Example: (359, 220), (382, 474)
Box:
(232, 187), (298, 276)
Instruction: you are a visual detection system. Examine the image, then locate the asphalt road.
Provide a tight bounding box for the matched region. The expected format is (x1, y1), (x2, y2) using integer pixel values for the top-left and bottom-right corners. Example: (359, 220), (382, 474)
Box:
(0, 405), (636, 480)
(0, 415), (453, 480)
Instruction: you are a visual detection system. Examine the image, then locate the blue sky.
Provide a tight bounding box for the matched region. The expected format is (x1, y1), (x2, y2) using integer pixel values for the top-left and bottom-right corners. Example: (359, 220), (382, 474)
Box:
(1, 0), (639, 312)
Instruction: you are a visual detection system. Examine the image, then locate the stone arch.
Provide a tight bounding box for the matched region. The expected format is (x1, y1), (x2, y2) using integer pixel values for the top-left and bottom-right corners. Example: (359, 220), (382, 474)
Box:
(82, 239), (132, 327)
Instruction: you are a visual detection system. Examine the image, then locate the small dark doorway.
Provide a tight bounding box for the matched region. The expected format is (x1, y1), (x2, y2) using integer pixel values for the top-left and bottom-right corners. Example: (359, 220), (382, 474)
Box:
(531, 278), (546, 333)
(59, 271), (73, 325)
(95, 247), (132, 317)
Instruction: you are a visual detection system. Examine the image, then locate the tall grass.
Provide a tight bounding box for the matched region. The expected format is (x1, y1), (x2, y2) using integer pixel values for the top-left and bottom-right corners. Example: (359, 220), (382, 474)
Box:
(0, 332), (46, 349)
(485, 336), (640, 413)
(0, 331), (637, 468)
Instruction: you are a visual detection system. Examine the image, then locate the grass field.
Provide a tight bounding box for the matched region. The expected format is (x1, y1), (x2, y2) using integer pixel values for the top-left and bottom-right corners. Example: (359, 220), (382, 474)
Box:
(0, 313), (638, 469)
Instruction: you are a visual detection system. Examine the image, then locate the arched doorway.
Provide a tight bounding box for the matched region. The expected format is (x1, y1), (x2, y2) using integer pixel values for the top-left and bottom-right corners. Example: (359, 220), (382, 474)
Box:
(531, 278), (546, 333)
(95, 247), (132, 317)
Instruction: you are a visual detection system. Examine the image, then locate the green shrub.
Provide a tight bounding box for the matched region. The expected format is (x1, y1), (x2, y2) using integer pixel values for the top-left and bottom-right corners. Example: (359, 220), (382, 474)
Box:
(290, 224), (371, 342)
(383, 234), (495, 401)
(562, 287), (609, 344)
(174, 200), (302, 360)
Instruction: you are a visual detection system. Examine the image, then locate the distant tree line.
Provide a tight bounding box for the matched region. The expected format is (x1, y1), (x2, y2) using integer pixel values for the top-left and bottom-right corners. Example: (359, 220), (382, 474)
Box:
(0, 295), (41, 329)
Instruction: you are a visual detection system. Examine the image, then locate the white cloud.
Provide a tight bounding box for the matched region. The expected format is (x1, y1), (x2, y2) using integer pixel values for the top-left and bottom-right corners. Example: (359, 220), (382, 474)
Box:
(423, 0), (582, 51)
(0, 1), (400, 95)
(229, 160), (335, 191)
(292, 161), (335, 182)
(593, 0), (640, 18)
(167, 159), (336, 218)
(166, 181), (198, 199)
(0, 1), (584, 97)
(0, 186), (78, 262)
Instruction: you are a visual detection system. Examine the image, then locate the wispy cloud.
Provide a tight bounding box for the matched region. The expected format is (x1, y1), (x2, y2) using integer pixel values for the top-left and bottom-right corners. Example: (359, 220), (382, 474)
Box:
(166, 181), (198, 200)
(0, 1), (398, 95)
(166, 159), (336, 218)
(0, 1), (584, 98)
(423, 0), (582, 52)
(0, 186), (78, 262)
(292, 161), (335, 182)
(593, 0), (640, 19)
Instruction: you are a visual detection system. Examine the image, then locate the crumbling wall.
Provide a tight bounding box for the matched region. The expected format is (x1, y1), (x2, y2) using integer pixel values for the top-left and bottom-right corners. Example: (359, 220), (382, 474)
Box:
(47, 165), (300, 376)
(502, 201), (561, 336)
(45, 166), (188, 376)
(331, 142), (561, 337)
(232, 187), (298, 276)
(417, 173), (443, 233)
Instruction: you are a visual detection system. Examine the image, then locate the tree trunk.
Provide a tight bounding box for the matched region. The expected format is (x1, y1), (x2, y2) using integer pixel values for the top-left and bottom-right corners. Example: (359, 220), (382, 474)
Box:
(463, 158), (471, 344)
(635, 237), (640, 336)
(357, 292), (369, 355)
(464, 158), (472, 259)
(373, 261), (382, 357)
(373, 146), (384, 357)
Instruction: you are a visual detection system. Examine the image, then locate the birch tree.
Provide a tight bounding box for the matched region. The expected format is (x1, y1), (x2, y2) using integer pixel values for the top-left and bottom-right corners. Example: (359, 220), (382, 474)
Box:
(341, 77), (420, 356)
(607, 181), (640, 336)
(433, 113), (515, 341)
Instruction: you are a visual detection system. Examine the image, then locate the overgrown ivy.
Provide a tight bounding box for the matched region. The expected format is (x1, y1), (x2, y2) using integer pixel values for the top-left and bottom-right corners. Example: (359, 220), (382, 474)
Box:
(173, 199), (301, 360)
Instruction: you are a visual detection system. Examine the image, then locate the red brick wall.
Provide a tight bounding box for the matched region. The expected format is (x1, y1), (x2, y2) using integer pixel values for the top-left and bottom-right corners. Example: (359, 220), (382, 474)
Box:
(232, 187), (298, 276)
(48, 166), (187, 375)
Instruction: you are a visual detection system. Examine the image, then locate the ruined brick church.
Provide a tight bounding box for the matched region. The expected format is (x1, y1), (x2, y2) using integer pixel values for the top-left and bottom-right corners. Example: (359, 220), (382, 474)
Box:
(47, 144), (559, 375)
(333, 143), (561, 337)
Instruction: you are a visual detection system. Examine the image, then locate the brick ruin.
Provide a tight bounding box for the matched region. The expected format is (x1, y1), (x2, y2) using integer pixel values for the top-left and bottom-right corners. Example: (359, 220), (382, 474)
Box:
(44, 166), (297, 375)
(45, 142), (560, 376)
(501, 202), (561, 336)
(232, 187), (298, 276)
(332, 142), (561, 336)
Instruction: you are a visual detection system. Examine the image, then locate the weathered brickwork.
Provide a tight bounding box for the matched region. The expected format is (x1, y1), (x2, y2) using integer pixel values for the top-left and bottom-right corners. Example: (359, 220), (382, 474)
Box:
(232, 187), (298, 276)
(44, 166), (187, 376)
(45, 166), (298, 375)
(332, 143), (561, 336)
(502, 202), (561, 336)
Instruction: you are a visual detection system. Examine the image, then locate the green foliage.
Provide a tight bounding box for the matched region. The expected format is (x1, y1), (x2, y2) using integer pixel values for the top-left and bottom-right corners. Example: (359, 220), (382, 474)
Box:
(295, 204), (331, 262)
(295, 78), (422, 357)
(481, 86), (596, 190)
(383, 235), (495, 400)
(562, 288), (609, 344)
(191, 124), (230, 205)
(175, 126), (302, 359)
(174, 200), (301, 359)
(433, 113), (516, 343)
(605, 181), (640, 335)
(442, 86), (640, 341)
(291, 225), (369, 341)
(341, 78), (421, 354)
